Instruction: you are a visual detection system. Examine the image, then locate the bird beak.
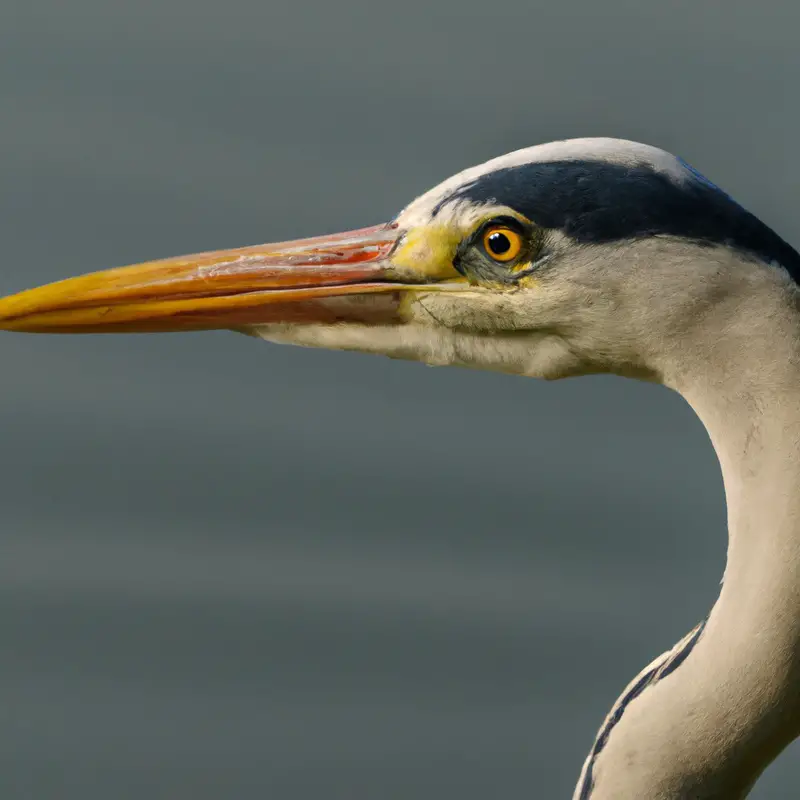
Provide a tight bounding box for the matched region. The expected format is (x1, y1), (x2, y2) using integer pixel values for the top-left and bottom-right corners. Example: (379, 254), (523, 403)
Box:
(0, 224), (414, 333)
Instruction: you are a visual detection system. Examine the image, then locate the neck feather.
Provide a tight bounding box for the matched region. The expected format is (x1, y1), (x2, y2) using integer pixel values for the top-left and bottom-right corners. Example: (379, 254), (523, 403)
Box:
(575, 265), (800, 798)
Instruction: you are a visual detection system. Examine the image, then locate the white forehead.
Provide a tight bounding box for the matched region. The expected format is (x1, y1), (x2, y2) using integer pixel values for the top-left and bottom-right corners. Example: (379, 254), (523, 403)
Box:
(396, 137), (689, 227)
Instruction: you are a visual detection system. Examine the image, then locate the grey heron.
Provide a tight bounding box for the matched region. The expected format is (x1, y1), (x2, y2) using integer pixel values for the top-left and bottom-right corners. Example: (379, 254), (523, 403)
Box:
(1, 137), (799, 798)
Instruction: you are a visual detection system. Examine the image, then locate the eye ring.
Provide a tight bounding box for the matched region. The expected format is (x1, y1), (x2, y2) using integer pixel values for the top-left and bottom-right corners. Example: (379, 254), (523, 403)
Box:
(481, 225), (523, 263)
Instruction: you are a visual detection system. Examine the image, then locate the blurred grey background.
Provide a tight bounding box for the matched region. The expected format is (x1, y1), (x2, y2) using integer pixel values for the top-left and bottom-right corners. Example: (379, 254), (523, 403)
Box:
(1, 0), (798, 797)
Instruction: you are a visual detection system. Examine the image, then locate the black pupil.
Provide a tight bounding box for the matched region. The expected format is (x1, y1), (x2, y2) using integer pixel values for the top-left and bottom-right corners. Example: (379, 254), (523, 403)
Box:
(487, 231), (511, 255)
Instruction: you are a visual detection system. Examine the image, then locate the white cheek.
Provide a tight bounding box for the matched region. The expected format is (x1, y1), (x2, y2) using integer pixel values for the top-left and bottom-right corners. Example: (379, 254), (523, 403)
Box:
(410, 289), (543, 331)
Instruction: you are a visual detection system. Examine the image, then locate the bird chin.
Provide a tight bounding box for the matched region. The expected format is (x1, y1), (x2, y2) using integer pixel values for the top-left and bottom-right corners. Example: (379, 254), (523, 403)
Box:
(248, 315), (585, 381)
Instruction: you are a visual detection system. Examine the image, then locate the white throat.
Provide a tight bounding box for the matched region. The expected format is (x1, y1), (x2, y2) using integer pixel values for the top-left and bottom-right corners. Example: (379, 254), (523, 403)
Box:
(576, 265), (800, 798)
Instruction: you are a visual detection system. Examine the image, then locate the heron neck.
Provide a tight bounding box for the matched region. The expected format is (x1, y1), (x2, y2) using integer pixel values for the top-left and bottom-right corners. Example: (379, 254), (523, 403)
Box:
(674, 333), (800, 790)
(581, 292), (800, 798)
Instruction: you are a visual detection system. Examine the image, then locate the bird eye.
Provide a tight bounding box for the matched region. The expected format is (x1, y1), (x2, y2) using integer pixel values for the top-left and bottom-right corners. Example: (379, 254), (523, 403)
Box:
(481, 226), (523, 262)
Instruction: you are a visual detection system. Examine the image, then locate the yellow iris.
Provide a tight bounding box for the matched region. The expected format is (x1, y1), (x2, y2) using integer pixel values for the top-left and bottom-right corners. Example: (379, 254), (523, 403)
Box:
(482, 226), (523, 262)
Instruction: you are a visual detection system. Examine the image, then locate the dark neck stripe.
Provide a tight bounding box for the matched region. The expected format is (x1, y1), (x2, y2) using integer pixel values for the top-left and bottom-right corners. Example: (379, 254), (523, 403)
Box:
(576, 619), (707, 799)
(437, 160), (800, 282)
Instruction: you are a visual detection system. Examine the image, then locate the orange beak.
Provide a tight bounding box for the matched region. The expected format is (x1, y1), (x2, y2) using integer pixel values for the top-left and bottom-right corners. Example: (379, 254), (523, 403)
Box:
(0, 224), (411, 333)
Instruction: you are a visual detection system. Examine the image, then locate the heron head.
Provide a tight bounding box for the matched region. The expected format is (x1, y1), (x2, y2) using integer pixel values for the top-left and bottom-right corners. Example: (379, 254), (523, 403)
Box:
(2, 138), (798, 384)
